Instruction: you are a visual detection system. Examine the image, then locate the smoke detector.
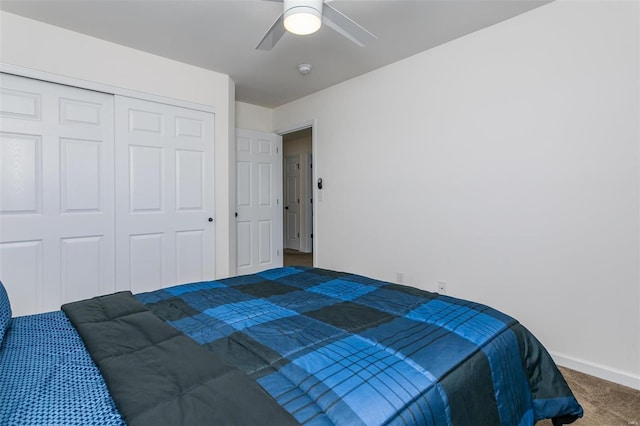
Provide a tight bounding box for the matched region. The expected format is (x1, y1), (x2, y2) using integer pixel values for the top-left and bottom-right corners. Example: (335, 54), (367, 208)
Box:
(297, 63), (312, 75)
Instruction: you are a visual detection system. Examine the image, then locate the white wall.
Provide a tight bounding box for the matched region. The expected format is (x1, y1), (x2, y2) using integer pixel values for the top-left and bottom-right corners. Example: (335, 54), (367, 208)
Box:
(0, 11), (236, 278)
(236, 101), (274, 133)
(274, 0), (640, 388)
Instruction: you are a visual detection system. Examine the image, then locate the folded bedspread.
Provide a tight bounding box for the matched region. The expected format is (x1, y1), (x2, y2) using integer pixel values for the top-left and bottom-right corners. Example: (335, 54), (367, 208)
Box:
(133, 266), (583, 426)
(61, 291), (298, 426)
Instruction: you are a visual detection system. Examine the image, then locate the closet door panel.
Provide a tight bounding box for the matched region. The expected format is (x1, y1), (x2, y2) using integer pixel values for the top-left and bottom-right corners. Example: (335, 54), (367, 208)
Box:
(0, 133), (41, 214)
(115, 96), (215, 294)
(0, 73), (115, 315)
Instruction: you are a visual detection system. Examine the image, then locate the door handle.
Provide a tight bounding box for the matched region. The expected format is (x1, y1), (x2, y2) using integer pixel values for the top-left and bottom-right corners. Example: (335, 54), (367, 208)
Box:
(208, 217), (213, 222)
(285, 206), (289, 210)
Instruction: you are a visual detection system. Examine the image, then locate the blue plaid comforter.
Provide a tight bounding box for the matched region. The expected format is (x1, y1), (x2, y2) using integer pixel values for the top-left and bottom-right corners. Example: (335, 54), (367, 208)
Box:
(136, 266), (583, 426)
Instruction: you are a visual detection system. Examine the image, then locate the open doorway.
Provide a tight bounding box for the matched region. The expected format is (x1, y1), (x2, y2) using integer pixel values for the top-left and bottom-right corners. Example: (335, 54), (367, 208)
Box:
(282, 127), (313, 267)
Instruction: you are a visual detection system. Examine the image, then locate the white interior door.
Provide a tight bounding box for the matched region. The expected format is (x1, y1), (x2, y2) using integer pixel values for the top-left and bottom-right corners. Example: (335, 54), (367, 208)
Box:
(0, 73), (115, 315)
(284, 155), (301, 250)
(236, 128), (282, 275)
(115, 96), (215, 293)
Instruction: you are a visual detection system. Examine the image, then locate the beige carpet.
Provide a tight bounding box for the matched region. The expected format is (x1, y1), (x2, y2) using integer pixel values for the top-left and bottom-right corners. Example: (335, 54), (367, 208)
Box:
(283, 249), (313, 267)
(537, 367), (639, 426)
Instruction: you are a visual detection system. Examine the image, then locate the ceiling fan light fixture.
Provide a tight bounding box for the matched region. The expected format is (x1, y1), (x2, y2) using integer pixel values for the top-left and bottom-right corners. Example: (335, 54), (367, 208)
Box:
(283, 0), (323, 36)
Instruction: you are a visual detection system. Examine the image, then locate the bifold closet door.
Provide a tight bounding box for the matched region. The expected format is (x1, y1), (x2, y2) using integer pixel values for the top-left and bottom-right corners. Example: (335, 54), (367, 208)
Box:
(114, 96), (215, 293)
(0, 73), (115, 316)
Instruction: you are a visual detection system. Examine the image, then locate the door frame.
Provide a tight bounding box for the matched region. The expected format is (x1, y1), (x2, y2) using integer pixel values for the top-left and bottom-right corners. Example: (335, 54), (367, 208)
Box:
(275, 120), (317, 265)
(305, 152), (313, 253)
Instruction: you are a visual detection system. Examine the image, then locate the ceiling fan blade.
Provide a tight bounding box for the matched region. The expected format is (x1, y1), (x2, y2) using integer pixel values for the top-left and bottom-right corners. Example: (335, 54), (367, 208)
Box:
(322, 3), (376, 47)
(256, 13), (286, 51)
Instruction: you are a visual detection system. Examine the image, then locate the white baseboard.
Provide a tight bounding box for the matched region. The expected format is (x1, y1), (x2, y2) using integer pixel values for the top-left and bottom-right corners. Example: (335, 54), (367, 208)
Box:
(550, 351), (640, 391)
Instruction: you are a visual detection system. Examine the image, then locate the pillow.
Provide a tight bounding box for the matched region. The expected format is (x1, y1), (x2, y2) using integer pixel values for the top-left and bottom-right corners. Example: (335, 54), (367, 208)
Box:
(0, 281), (11, 346)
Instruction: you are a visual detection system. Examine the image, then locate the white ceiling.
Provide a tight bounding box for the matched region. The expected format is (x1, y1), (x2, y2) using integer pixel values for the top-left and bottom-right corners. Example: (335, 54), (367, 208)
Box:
(0, 0), (551, 108)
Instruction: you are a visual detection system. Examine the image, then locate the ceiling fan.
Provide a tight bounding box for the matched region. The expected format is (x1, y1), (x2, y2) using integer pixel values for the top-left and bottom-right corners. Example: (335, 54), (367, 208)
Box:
(256, 0), (377, 51)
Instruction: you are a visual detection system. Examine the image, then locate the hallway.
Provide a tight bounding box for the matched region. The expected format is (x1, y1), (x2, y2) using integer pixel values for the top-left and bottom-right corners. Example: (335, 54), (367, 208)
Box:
(283, 249), (313, 267)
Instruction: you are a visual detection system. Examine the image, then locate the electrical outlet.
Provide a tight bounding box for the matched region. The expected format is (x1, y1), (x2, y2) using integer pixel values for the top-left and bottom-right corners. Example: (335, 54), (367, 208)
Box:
(396, 272), (405, 284)
(437, 281), (447, 294)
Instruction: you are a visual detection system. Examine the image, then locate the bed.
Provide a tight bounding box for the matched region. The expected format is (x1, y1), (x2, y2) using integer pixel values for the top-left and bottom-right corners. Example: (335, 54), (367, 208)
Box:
(0, 266), (583, 425)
